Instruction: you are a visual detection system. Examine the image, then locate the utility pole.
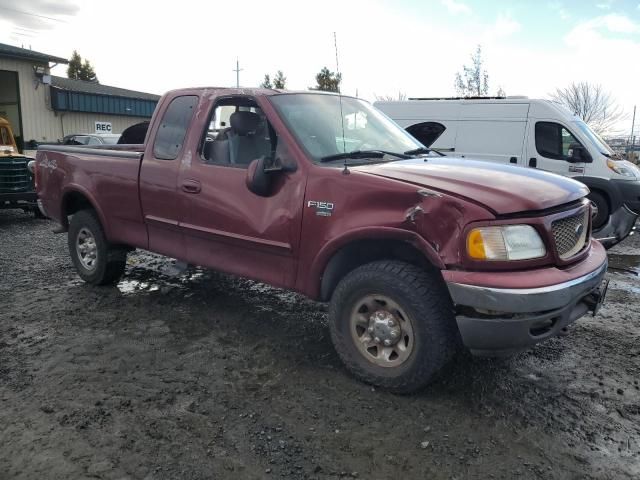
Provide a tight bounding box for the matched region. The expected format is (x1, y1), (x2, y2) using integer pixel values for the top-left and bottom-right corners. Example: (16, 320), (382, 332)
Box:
(233, 58), (243, 88)
(630, 105), (636, 146)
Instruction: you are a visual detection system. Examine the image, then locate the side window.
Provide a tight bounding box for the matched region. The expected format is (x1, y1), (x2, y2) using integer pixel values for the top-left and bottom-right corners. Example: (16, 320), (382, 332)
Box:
(153, 95), (198, 160)
(406, 122), (446, 147)
(201, 102), (275, 168)
(87, 136), (101, 146)
(535, 122), (582, 160)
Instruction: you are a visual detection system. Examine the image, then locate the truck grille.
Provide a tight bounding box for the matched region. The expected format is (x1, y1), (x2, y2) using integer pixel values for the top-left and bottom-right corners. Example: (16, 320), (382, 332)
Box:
(552, 208), (590, 260)
(0, 158), (33, 193)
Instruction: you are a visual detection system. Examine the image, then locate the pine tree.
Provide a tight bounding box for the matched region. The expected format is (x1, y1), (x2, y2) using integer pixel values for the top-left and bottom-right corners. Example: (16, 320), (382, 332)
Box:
(312, 67), (341, 93)
(260, 74), (272, 89)
(273, 70), (286, 89)
(67, 50), (98, 83)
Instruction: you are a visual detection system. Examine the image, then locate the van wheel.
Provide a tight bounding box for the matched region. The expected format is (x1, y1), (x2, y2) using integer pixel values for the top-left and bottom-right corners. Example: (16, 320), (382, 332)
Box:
(68, 210), (127, 285)
(328, 261), (458, 394)
(588, 191), (609, 230)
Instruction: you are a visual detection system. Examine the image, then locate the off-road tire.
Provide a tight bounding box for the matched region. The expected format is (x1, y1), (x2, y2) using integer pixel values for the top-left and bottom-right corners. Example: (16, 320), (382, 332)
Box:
(68, 209), (127, 285)
(588, 190), (609, 230)
(328, 260), (459, 394)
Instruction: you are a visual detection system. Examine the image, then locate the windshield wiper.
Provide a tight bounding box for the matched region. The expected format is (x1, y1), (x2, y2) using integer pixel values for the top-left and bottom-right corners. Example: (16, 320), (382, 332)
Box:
(404, 147), (446, 157)
(319, 150), (410, 163)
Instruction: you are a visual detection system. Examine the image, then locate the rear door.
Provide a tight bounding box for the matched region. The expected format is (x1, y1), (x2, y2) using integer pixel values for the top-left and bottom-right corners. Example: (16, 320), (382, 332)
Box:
(526, 120), (586, 177)
(177, 95), (306, 289)
(139, 94), (198, 259)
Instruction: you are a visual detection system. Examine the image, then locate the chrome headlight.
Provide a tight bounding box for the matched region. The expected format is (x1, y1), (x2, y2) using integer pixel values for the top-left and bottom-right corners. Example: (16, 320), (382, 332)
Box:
(467, 225), (546, 261)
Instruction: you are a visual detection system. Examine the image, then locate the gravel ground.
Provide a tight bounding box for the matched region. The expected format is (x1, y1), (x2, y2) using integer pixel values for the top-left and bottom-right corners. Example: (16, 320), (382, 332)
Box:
(1, 209), (639, 480)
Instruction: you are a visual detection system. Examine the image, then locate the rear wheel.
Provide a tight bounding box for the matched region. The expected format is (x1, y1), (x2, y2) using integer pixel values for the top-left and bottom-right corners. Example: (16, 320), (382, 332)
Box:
(328, 261), (458, 394)
(68, 210), (127, 285)
(588, 190), (609, 230)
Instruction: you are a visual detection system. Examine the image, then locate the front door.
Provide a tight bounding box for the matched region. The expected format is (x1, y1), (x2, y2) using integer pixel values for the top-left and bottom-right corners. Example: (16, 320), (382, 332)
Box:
(178, 96), (305, 289)
(527, 120), (586, 177)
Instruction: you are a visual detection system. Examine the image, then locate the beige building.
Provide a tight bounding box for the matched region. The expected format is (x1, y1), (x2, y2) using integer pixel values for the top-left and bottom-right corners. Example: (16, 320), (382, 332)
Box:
(0, 42), (159, 150)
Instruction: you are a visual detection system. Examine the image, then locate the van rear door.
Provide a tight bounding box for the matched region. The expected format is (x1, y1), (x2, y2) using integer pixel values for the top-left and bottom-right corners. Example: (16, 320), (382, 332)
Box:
(455, 103), (528, 165)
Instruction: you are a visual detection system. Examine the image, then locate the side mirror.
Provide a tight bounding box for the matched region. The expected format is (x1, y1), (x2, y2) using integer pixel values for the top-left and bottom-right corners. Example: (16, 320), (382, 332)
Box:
(246, 156), (297, 197)
(246, 156), (271, 196)
(567, 144), (592, 163)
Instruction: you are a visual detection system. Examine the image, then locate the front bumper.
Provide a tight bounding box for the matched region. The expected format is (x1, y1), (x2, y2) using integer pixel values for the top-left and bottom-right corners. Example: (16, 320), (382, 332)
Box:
(612, 178), (640, 214)
(0, 191), (37, 208)
(444, 244), (608, 355)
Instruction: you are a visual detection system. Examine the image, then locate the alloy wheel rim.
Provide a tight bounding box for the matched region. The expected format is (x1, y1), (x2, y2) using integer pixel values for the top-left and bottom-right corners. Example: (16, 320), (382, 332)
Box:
(76, 227), (98, 271)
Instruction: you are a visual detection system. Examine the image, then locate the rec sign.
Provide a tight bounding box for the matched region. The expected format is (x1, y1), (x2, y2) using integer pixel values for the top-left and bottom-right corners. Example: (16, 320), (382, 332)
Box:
(95, 121), (112, 133)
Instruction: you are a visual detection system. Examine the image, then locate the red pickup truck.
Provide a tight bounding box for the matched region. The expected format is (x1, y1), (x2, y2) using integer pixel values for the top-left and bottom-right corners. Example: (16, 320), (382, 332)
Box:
(35, 88), (608, 392)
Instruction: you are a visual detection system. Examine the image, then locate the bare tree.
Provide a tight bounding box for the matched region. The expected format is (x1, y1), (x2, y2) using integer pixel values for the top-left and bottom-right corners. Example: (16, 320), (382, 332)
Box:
(374, 92), (407, 101)
(550, 82), (625, 135)
(454, 45), (489, 97)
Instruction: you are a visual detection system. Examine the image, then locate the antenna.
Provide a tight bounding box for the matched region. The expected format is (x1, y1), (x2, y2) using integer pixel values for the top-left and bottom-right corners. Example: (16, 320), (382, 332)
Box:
(334, 32), (349, 174)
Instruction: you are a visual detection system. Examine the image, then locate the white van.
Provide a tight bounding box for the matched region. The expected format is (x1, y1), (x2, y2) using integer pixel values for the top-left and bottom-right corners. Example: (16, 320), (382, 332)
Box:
(374, 98), (639, 246)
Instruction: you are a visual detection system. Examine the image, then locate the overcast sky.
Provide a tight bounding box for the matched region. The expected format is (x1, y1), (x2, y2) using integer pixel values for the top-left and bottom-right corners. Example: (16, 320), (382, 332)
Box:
(1, 0), (639, 133)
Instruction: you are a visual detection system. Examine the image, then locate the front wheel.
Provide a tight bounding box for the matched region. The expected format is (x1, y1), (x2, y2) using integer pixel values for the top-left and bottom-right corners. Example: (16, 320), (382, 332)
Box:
(328, 261), (459, 394)
(588, 191), (609, 230)
(68, 210), (127, 285)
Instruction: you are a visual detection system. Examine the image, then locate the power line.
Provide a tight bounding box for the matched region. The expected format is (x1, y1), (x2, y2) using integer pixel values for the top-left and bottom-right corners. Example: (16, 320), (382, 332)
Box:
(0, 6), (68, 23)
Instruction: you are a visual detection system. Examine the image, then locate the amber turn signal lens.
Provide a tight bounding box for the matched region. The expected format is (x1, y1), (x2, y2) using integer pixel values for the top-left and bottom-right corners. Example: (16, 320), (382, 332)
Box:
(467, 229), (487, 260)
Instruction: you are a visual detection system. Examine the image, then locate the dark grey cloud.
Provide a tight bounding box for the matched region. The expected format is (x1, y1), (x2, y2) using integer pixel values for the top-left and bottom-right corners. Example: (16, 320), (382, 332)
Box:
(0, 0), (80, 32)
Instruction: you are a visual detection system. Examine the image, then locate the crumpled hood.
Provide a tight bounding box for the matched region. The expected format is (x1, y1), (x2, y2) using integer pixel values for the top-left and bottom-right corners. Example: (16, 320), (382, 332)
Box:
(353, 157), (589, 215)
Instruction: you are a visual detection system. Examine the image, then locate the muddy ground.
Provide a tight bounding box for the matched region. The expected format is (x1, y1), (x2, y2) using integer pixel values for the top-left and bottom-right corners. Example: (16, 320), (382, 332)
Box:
(0, 210), (638, 480)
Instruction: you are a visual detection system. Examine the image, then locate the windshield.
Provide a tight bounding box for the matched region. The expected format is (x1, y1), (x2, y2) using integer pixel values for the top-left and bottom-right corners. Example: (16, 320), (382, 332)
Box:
(573, 120), (615, 157)
(269, 93), (421, 163)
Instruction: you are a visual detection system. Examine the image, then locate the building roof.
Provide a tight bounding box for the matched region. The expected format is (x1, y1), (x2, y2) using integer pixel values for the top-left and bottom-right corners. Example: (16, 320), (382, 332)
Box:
(51, 76), (160, 101)
(0, 42), (68, 64)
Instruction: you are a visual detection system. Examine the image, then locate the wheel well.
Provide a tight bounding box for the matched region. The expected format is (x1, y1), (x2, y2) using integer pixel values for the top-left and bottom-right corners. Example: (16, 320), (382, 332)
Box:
(588, 188), (611, 212)
(319, 239), (439, 302)
(61, 191), (95, 227)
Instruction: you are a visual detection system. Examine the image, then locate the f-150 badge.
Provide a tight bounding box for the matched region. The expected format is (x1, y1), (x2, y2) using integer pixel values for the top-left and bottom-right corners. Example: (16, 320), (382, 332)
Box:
(308, 201), (334, 217)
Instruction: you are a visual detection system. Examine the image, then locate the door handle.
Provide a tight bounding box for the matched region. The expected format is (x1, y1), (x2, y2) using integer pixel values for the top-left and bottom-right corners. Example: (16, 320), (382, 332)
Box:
(181, 179), (201, 194)
(529, 157), (537, 168)
(510, 156), (517, 164)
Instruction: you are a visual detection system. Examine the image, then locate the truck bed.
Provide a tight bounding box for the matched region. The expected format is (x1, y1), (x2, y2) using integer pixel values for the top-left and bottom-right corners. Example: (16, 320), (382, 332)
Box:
(36, 144), (148, 249)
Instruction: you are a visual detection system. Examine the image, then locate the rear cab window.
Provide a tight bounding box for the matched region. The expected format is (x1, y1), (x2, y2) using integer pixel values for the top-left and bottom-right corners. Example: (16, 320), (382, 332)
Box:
(153, 95), (198, 160)
(535, 122), (584, 160)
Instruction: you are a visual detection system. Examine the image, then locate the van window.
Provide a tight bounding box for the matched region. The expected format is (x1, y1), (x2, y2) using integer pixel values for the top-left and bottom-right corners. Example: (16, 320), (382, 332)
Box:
(535, 122), (583, 160)
(406, 122), (446, 147)
(153, 95), (198, 160)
